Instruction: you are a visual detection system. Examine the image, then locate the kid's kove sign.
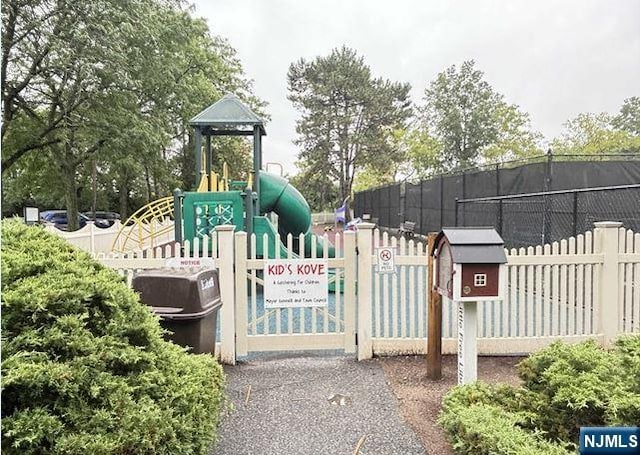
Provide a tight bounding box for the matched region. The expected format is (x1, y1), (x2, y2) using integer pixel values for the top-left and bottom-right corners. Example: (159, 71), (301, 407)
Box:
(264, 259), (328, 308)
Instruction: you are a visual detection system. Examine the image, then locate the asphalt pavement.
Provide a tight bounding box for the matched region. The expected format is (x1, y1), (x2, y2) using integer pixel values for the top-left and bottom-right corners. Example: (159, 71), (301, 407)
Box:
(212, 352), (425, 455)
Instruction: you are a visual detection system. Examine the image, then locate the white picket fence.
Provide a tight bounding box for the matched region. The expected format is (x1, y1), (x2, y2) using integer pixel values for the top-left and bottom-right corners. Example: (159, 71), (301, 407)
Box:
(94, 221), (639, 364)
(370, 221), (639, 356)
(46, 219), (174, 254)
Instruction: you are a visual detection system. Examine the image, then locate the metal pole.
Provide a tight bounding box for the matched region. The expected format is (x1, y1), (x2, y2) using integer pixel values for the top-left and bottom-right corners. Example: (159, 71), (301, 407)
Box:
(455, 198), (459, 227)
(439, 175), (444, 229)
(498, 199), (503, 235)
(420, 180), (424, 234)
(545, 148), (553, 192)
(543, 148), (553, 244)
(572, 191), (579, 237)
(173, 188), (183, 244)
(400, 182), (406, 223)
(495, 163), (501, 196)
(194, 128), (202, 188)
(253, 126), (261, 214)
(244, 188), (254, 251)
(206, 134), (212, 190)
(462, 171), (466, 199)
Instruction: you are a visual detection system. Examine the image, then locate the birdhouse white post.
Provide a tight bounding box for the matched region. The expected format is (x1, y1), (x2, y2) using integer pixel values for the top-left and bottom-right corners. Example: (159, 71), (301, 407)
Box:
(431, 227), (507, 385)
(457, 301), (478, 384)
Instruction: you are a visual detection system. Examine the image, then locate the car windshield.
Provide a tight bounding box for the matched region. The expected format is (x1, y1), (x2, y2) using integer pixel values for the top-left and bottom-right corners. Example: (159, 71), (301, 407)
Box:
(42, 212), (91, 223)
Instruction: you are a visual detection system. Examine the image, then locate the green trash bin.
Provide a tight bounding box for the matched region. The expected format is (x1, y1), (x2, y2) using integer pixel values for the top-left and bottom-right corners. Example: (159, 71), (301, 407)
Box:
(132, 268), (221, 354)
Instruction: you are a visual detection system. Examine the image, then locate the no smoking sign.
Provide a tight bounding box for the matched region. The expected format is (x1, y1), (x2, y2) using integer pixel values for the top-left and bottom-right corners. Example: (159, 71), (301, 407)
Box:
(377, 247), (395, 273)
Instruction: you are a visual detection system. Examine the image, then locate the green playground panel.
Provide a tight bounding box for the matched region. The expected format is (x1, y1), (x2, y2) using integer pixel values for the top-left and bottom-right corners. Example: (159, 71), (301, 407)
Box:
(182, 191), (245, 246)
(253, 216), (290, 258)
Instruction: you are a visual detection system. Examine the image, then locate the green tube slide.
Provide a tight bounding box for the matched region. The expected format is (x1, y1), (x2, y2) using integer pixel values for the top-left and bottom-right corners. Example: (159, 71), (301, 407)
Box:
(259, 172), (334, 258)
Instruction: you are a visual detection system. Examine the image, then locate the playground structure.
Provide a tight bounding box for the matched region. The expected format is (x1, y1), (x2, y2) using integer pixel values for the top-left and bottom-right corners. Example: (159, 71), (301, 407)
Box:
(112, 94), (332, 258)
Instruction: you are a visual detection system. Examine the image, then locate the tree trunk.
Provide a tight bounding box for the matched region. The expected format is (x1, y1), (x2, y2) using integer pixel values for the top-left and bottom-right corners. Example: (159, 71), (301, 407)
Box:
(144, 164), (152, 203)
(62, 163), (80, 231)
(91, 159), (97, 219)
(119, 180), (129, 220)
(153, 167), (160, 198)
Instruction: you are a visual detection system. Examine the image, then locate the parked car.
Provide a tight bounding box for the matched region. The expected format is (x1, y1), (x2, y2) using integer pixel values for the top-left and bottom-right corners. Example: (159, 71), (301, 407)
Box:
(41, 211), (110, 231)
(83, 211), (121, 227)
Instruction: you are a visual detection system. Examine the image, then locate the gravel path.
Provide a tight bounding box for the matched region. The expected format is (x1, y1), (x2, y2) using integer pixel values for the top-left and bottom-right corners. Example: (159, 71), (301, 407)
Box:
(212, 352), (425, 455)
(379, 355), (523, 455)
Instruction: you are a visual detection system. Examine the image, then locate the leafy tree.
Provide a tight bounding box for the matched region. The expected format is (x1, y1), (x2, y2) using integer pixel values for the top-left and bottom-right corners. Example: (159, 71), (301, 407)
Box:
(1, 0), (263, 225)
(288, 46), (412, 205)
(551, 111), (640, 155)
(352, 165), (395, 192)
(420, 60), (542, 171)
(289, 161), (339, 212)
(394, 127), (443, 180)
(353, 128), (427, 190)
(482, 103), (544, 162)
(612, 96), (640, 136)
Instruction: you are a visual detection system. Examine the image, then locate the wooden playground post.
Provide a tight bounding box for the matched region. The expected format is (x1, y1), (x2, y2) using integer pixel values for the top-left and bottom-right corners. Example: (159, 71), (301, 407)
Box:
(427, 232), (442, 380)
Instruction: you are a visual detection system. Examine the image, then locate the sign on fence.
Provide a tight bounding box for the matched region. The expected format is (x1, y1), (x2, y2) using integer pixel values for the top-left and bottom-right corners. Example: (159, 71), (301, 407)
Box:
(165, 257), (216, 269)
(377, 247), (395, 273)
(264, 259), (328, 308)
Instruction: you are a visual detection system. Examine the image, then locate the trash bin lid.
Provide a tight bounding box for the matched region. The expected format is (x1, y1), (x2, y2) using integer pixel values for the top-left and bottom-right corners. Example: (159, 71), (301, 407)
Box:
(132, 268), (221, 316)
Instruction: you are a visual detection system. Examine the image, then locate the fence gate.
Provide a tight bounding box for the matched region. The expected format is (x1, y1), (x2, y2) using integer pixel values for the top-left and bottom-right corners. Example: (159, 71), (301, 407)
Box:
(233, 230), (357, 357)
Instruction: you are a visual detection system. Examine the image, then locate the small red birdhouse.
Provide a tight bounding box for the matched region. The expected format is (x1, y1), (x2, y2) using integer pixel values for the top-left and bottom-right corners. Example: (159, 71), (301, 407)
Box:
(431, 227), (507, 302)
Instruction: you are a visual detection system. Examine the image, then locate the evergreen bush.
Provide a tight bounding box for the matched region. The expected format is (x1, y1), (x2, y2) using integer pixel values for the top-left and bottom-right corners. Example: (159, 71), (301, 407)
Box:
(439, 336), (640, 454)
(1, 221), (226, 454)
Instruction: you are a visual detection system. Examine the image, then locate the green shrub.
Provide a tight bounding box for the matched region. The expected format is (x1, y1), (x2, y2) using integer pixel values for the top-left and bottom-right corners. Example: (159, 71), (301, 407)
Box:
(615, 335), (640, 393)
(517, 339), (639, 442)
(439, 336), (640, 454)
(439, 385), (569, 455)
(1, 221), (226, 454)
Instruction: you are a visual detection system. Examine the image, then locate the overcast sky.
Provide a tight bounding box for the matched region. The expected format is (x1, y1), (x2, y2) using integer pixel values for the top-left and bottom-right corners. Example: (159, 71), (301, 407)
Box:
(193, 0), (640, 175)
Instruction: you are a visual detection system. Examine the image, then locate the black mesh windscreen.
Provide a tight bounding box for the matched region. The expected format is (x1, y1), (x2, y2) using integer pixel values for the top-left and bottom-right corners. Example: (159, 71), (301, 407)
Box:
(353, 157), (640, 246)
(457, 187), (640, 248)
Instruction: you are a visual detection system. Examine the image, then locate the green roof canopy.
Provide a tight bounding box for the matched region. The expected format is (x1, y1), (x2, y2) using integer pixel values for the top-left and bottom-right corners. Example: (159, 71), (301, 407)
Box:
(189, 93), (265, 135)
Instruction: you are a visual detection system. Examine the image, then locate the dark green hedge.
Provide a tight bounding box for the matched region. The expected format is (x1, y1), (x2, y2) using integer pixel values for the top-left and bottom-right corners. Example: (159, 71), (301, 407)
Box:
(518, 338), (640, 442)
(439, 337), (640, 454)
(1, 221), (226, 454)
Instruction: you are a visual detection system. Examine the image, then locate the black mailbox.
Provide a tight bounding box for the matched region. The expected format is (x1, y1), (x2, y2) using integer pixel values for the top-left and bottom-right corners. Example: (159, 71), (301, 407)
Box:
(132, 268), (222, 354)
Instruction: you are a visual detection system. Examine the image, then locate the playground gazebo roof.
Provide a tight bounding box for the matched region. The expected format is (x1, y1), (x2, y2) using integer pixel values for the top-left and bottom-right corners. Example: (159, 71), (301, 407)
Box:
(188, 93), (266, 214)
(189, 93), (266, 136)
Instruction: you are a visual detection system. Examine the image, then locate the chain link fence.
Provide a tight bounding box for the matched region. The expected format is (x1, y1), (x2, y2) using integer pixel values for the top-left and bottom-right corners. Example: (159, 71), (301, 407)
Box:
(456, 184), (640, 248)
(354, 153), (640, 247)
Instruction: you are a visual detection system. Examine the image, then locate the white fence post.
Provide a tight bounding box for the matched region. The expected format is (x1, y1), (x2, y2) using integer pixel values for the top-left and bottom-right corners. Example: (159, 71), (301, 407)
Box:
(594, 221), (622, 347)
(234, 231), (248, 357)
(343, 231), (357, 354)
(216, 225), (236, 364)
(357, 223), (374, 360)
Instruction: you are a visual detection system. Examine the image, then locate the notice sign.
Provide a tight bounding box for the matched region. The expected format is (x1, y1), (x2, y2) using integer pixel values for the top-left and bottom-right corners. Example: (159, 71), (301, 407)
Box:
(265, 259), (328, 308)
(165, 257), (216, 269)
(377, 247), (395, 273)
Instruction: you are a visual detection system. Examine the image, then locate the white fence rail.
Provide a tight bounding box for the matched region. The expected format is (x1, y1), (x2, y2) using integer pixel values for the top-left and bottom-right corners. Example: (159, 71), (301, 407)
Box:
(94, 221), (639, 364)
(46, 219), (174, 254)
